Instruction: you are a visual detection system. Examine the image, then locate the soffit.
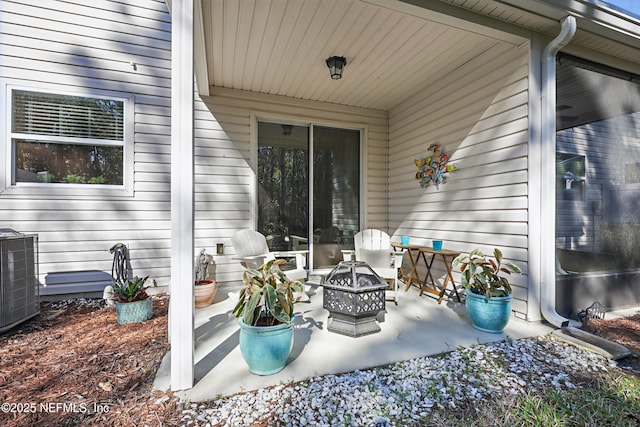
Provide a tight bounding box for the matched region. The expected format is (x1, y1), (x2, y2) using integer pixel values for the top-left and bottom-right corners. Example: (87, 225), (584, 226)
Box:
(200, 0), (521, 111)
(438, 0), (640, 69)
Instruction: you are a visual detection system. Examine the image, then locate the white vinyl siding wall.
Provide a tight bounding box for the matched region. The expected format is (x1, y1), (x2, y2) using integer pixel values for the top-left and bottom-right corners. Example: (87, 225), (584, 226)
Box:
(199, 87), (388, 282)
(0, 0), (172, 284)
(388, 42), (531, 318)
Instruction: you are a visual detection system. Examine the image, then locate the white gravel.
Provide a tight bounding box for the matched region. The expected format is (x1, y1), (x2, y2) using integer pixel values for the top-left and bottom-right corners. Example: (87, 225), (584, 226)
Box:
(179, 336), (617, 426)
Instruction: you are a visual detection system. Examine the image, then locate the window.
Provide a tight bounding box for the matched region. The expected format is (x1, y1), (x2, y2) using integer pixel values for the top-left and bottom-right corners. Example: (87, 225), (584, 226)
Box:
(625, 163), (640, 184)
(10, 89), (126, 186)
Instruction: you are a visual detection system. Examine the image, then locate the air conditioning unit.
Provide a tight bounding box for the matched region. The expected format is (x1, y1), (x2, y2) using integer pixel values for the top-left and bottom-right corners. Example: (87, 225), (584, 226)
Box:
(0, 229), (39, 333)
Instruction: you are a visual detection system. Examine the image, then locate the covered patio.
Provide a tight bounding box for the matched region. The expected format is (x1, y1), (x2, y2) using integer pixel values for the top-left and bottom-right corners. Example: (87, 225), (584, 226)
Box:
(168, 0), (640, 391)
(169, 0), (538, 391)
(156, 284), (553, 400)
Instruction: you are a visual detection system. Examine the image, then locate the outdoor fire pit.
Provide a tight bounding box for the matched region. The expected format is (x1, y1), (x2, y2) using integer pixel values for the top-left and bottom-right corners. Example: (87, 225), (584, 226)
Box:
(323, 260), (387, 337)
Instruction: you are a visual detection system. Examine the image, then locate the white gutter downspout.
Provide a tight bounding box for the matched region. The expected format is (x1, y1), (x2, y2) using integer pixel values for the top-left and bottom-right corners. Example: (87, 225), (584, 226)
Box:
(540, 15), (578, 328)
(538, 17), (629, 359)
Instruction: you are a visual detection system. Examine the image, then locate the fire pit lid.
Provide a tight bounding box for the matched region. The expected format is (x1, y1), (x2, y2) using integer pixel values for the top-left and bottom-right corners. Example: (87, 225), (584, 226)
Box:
(323, 261), (388, 292)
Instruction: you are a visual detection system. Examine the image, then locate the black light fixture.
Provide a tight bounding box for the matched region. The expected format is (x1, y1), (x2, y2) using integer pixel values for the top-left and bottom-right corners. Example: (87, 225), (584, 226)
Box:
(281, 124), (293, 136)
(326, 56), (347, 80)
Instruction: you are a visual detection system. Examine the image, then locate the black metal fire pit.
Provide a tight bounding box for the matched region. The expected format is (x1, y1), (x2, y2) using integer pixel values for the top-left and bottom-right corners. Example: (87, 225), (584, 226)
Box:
(323, 260), (387, 337)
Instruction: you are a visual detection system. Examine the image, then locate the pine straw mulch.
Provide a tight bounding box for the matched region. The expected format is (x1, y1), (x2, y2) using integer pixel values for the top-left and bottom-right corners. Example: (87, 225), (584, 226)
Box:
(0, 294), (181, 427)
(582, 311), (640, 372)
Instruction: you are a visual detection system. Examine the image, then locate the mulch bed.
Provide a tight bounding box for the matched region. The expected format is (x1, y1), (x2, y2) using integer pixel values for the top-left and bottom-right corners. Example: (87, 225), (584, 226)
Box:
(0, 295), (180, 427)
(582, 312), (640, 372)
(0, 295), (638, 427)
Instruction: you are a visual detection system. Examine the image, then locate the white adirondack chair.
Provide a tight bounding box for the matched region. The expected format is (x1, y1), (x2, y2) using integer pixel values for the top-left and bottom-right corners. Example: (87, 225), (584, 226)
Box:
(230, 229), (309, 300)
(342, 229), (403, 304)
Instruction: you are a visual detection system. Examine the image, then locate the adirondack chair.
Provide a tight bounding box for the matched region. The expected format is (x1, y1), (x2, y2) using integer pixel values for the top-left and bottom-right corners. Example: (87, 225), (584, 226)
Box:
(230, 229), (309, 300)
(342, 229), (404, 304)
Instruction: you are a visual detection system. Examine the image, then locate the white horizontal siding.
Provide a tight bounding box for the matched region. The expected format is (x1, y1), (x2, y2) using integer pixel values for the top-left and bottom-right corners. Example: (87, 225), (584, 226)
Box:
(389, 41), (530, 317)
(198, 87), (388, 281)
(0, 0), (173, 286)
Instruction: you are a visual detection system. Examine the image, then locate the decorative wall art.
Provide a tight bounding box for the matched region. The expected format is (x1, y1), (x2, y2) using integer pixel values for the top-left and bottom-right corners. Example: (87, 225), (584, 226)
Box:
(414, 144), (457, 189)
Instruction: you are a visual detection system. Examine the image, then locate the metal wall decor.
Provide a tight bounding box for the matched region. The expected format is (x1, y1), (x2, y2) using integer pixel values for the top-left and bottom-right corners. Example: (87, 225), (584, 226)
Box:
(414, 144), (456, 189)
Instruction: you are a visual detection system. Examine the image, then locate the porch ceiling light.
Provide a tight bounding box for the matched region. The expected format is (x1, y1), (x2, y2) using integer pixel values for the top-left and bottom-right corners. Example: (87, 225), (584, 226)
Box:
(326, 56), (347, 80)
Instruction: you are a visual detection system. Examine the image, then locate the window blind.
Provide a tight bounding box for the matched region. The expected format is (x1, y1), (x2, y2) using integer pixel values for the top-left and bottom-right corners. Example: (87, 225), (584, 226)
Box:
(12, 90), (123, 141)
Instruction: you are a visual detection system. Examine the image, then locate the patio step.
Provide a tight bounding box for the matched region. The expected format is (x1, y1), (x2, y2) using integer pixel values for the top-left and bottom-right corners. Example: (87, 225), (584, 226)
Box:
(40, 270), (112, 301)
(552, 326), (631, 360)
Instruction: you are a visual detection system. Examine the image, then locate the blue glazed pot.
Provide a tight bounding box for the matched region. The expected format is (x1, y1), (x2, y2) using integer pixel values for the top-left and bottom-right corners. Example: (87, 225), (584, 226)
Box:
(464, 291), (512, 334)
(238, 318), (294, 375)
(115, 298), (153, 325)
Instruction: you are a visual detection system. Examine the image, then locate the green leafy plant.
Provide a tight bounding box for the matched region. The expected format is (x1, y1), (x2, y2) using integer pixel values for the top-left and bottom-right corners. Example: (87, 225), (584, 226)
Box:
(452, 248), (522, 299)
(88, 176), (106, 184)
(112, 276), (149, 302)
(232, 259), (303, 327)
(64, 174), (86, 183)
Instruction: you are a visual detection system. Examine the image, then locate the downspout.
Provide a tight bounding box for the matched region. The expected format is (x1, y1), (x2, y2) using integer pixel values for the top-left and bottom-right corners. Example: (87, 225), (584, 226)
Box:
(538, 17), (630, 361)
(540, 16), (577, 328)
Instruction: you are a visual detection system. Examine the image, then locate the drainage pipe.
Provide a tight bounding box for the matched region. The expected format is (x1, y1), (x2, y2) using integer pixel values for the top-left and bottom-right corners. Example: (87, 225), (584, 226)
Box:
(540, 16), (578, 328)
(538, 19), (634, 363)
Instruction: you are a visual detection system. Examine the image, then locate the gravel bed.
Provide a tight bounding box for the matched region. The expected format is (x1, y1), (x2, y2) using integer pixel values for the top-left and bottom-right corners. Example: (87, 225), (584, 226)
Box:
(179, 335), (617, 426)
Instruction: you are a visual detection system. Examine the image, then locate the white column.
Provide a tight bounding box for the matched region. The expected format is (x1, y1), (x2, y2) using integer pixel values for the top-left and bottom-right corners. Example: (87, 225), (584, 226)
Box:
(170, 0), (195, 390)
(527, 36), (543, 322)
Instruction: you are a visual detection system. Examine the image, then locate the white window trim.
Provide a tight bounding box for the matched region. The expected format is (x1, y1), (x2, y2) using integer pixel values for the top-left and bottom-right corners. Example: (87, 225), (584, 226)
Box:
(1, 81), (134, 197)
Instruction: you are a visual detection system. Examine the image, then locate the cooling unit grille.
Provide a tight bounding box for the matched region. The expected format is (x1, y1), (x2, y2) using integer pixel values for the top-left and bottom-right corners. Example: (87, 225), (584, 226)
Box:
(0, 230), (39, 332)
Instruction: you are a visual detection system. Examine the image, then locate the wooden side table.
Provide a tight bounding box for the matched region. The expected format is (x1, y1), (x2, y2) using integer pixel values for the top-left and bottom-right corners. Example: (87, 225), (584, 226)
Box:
(417, 247), (462, 304)
(391, 243), (422, 291)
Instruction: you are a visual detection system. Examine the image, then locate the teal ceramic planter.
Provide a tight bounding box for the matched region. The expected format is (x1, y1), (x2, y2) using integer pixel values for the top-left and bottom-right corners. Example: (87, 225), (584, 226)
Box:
(115, 298), (153, 325)
(238, 318), (293, 375)
(465, 291), (512, 334)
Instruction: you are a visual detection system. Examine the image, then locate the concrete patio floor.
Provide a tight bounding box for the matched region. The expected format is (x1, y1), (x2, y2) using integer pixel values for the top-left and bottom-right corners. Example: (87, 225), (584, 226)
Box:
(154, 283), (555, 402)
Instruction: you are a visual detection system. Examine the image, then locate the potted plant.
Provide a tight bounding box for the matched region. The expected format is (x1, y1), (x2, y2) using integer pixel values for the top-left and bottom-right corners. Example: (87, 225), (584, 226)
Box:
(194, 249), (218, 308)
(232, 258), (304, 375)
(112, 276), (153, 325)
(452, 248), (522, 333)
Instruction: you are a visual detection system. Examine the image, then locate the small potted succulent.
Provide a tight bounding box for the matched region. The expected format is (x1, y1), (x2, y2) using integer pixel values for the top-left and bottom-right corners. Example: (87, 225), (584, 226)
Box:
(452, 248), (522, 333)
(232, 259), (303, 375)
(194, 249), (218, 308)
(112, 276), (153, 325)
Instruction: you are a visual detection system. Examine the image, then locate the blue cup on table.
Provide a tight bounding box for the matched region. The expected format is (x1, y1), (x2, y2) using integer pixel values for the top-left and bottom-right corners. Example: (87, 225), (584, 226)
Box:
(432, 240), (443, 251)
(401, 236), (410, 246)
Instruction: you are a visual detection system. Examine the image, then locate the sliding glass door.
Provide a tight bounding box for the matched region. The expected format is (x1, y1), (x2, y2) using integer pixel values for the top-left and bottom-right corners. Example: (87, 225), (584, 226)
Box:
(257, 121), (360, 270)
(257, 122), (309, 252)
(311, 126), (360, 268)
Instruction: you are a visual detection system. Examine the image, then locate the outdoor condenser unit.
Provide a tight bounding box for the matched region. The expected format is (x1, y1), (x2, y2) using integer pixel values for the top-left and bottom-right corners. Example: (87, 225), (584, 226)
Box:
(0, 229), (39, 333)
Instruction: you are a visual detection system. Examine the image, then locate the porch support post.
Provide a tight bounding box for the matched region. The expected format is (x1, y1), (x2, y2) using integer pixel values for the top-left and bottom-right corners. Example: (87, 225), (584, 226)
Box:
(170, 0), (195, 390)
(527, 36), (543, 322)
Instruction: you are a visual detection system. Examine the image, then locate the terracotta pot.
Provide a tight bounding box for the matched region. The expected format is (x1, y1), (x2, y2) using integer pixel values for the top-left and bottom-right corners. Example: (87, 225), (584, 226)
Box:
(194, 280), (217, 308)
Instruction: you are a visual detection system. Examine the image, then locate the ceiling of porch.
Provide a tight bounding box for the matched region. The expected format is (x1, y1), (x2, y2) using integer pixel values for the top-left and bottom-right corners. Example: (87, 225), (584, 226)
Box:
(199, 0), (524, 111)
(199, 0), (640, 112)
